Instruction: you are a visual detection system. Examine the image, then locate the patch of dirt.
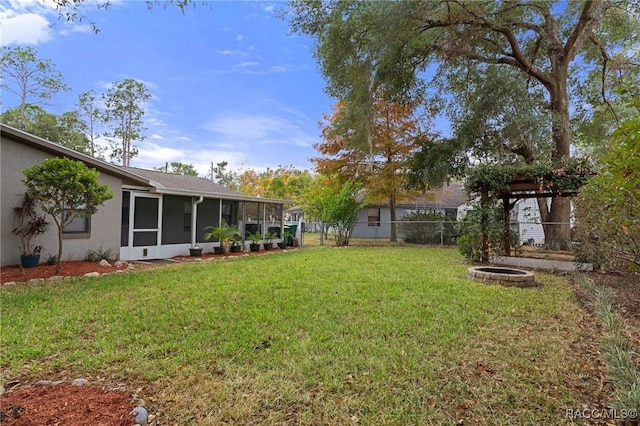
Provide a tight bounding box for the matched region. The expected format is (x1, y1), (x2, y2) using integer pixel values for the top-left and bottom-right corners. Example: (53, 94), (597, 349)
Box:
(519, 245), (576, 261)
(0, 383), (134, 425)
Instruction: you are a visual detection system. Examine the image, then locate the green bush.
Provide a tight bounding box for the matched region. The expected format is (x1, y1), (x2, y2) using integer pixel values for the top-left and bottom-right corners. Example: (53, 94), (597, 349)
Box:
(456, 204), (520, 262)
(399, 211), (459, 245)
(573, 93), (640, 273)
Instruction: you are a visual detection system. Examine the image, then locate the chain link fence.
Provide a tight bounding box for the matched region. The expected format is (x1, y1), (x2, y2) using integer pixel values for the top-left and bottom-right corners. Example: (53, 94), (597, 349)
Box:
(305, 220), (574, 248)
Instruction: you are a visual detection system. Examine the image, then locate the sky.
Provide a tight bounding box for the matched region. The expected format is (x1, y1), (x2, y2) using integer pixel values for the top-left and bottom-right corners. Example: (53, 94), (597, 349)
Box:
(1, 0), (335, 176)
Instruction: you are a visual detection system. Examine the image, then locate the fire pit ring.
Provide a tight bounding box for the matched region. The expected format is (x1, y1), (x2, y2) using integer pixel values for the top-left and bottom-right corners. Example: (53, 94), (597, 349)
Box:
(467, 266), (537, 288)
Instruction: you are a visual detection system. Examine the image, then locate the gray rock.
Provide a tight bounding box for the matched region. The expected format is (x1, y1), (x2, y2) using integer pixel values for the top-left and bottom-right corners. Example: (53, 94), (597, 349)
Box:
(4, 282), (15, 286)
(48, 276), (64, 281)
(130, 406), (148, 425)
(71, 378), (88, 386)
(114, 261), (125, 267)
(34, 380), (51, 387)
(98, 259), (110, 267)
(28, 278), (44, 283)
(83, 272), (100, 278)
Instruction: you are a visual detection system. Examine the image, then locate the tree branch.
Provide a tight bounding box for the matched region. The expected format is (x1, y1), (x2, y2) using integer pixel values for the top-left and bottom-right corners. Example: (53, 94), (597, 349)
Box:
(562, 1), (596, 63)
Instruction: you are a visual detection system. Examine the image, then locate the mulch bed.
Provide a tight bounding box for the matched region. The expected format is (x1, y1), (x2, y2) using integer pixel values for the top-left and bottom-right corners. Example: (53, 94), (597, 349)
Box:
(1, 247), (296, 284)
(0, 261), (128, 284)
(0, 383), (134, 426)
(581, 272), (640, 346)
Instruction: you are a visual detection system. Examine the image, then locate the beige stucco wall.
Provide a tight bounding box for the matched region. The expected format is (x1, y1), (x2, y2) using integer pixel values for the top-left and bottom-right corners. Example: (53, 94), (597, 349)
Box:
(1, 137), (123, 266)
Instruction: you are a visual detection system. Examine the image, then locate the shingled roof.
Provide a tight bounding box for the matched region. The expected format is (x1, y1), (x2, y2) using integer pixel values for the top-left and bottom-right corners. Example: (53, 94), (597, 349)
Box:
(122, 167), (240, 196)
(404, 181), (467, 209)
(122, 167), (288, 203)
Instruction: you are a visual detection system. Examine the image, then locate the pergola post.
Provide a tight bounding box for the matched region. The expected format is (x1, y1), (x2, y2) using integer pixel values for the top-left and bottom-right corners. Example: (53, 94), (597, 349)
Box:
(503, 195), (511, 257)
(481, 188), (489, 263)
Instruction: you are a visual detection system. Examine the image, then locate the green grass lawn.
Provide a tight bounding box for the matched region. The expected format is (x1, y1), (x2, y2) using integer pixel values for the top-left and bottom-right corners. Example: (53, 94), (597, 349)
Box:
(1, 247), (593, 424)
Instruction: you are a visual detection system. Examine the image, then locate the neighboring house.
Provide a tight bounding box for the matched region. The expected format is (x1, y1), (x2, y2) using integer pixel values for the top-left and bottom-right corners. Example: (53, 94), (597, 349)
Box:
(1, 124), (288, 266)
(351, 182), (467, 239)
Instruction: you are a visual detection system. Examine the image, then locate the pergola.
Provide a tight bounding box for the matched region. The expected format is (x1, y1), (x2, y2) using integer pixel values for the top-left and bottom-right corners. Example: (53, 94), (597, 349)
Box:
(476, 176), (583, 262)
(467, 161), (596, 263)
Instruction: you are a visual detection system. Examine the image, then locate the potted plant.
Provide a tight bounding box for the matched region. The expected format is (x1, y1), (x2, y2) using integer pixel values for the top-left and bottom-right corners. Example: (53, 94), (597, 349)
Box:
(262, 231), (278, 250)
(204, 222), (239, 255)
(229, 233), (243, 253)
(189, 243), (202, 256)
(278, 230), (292, 249)
(12, 194), (50, 268)
(247, 231), (262, 252)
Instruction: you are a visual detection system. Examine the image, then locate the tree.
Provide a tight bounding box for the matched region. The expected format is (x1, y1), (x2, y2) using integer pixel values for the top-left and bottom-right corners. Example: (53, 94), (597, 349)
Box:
(237, 166), (314, 201)
(1, 105), (92, 155)
(316, 98), (429, 241)
(154, 161), (199, 176)
(77, 90), (104, 158)
(322, 180), (364, 246)
(49, 0), (196, 33)
(102, 79), (151, 167)
(210, 161), (239, 190)
(22, 157), (113, 273)
(0, 46), (70, 129)
(288, 0), (639, 249)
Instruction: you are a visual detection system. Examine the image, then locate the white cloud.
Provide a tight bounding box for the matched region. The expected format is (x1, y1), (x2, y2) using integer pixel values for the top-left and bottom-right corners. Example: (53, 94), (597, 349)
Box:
(236, 34), (248, 41)
(133, 140), (247, 176)
(60, 24), (93, 36)
(0, 13), (51, 45)
(237, 61), (259, 67)
(216, 49), (238, 56)
(203, 113), (316, 148)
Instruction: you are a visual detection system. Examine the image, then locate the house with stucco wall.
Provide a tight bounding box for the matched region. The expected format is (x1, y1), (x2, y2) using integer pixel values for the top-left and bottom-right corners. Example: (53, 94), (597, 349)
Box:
(1, 124), (288, 266)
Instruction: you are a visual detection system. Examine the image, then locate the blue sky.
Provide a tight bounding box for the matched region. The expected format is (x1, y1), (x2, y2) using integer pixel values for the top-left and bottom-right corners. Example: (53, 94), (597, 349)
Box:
(1, 0), (334, 176)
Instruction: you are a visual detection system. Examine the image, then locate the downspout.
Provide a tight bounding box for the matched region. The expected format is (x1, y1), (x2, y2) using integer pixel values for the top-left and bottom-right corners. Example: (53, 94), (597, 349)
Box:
(191, 196), (204, 247)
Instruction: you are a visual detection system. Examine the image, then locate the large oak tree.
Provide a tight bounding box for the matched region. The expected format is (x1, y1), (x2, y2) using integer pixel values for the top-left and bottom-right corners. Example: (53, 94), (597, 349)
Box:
(288, 0), (639, 249)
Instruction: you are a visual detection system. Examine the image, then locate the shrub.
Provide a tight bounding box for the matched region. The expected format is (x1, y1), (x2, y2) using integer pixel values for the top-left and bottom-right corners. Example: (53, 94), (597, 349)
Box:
(573, 93), (640, 273)
(457, 203), (520, 262)
(399, 211), (459, 245)
(85, 244), (114, 262)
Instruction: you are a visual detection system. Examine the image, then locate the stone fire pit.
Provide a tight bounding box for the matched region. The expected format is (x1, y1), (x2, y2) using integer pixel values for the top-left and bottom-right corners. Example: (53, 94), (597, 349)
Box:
(467, 266), (537, 288)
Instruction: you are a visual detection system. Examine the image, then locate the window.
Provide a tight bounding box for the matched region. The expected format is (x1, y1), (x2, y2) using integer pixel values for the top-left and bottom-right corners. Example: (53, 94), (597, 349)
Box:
(367, 207), (381, 227)
(444, 208), (457, 220)
(63, 207), (90, 235)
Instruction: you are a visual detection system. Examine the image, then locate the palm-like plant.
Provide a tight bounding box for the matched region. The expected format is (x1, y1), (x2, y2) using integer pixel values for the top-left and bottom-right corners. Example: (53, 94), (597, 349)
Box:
(204, 221), (239, 251)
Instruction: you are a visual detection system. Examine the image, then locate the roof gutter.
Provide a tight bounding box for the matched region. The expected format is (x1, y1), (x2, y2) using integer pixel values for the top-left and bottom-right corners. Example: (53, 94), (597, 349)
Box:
(191, 196), (204, 247)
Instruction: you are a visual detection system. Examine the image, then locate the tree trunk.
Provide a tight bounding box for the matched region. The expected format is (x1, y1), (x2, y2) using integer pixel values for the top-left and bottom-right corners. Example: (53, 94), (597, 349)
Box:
(389, 193), (397, 242)
(56, 224), (63, 274)
(540, 64), (572, 249)
(542, 197), (572, 250)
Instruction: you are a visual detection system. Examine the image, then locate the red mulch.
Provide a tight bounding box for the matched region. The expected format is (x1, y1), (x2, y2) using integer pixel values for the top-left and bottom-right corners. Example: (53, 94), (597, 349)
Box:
(1, 261), (129, 284)
(1, 248), (296, 284)
(0, 383), (134, 425)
